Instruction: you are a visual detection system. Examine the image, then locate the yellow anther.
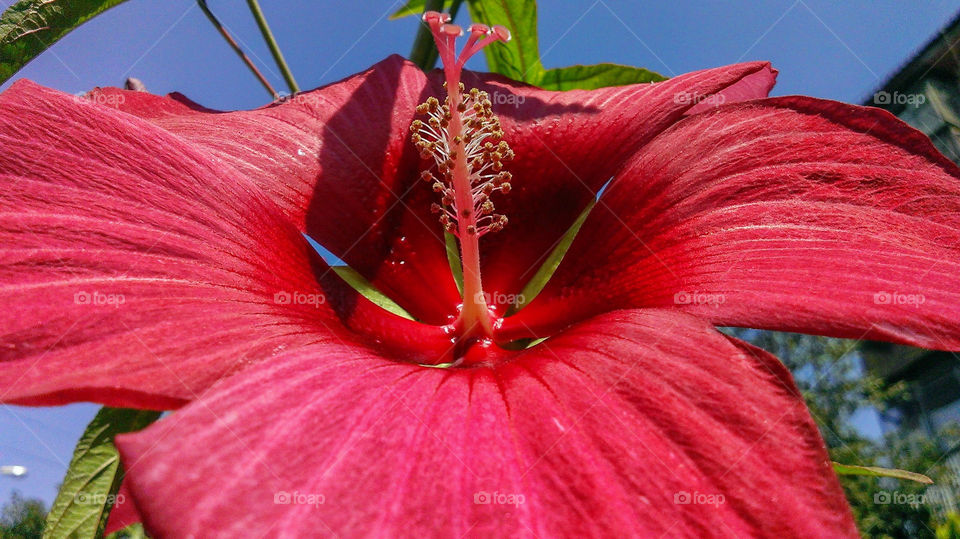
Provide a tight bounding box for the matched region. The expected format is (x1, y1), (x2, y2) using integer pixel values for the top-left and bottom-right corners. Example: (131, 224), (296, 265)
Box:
(410, 80), (515, 236)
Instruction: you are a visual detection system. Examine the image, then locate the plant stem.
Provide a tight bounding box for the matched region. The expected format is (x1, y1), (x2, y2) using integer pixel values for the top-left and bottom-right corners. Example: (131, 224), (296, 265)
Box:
(245, 0), (300, 93)
(197, 0), (278, 98)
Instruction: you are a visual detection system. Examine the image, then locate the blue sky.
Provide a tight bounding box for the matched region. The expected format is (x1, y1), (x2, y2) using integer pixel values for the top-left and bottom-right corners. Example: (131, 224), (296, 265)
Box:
(1, 0), (958, 507)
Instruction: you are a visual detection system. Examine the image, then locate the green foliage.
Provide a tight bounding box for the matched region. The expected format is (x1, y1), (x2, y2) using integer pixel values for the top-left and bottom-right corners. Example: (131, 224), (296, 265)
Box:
(331, 266), (415, 320)
(729, 329), (960, 538)
(836, 432), (954, 539)
(391, 0), (456, 21)
(393, 0), (665, 89)
(936, 513), (960, 539)
(0, 0), (130, 83)
(105, 523), (147, 539)
(509, 199), (594, 314)
(833, 462), (932, 484)
(536, 63), (664, 90)
(1, 492), (46, 539)
(459, 0), (539, 81)
(444, 232), (464, 294)
(43, 407), (159, 539)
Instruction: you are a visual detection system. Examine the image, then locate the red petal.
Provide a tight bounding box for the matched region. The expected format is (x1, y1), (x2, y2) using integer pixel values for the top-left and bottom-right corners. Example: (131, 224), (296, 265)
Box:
(505, 97), (960, 349)
(685, 66), (778, 115)
(0, 80), (449, 408)
(104, 480), (140, 535)
(117, 309), (855, 537)
(87, 56), (460, 324)
(442, 63), (776, 302)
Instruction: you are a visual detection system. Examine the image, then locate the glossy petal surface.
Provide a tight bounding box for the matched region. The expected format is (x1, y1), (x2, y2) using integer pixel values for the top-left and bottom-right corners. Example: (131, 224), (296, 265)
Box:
(450, 63), (777, 304)
(88, 56), (460, 323)
(507, 97), (960, 349)
(118, 310), (856, 538)
(0, 79), (449, 408)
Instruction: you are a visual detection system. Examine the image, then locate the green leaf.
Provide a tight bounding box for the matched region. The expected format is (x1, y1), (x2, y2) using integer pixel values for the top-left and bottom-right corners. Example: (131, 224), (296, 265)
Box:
(331, 265), (416, 320)
(537, 63), (666, 90)
(508, 198), (595, 315)
(391, 0), (456, 20)
(464, 1), (667, 89)
(444, 231), (464, 294)
(393, 0), (665, 88)
(464, 0), (540, 82)
(0, 0), (130, 83)
(832, 461), (934, 484)
(44, 407), (161, 539)
(106, 523), (146, 539)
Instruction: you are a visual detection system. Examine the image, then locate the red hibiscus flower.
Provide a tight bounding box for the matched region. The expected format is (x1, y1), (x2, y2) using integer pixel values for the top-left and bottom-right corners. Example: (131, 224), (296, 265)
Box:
(2, 12), (959, 538)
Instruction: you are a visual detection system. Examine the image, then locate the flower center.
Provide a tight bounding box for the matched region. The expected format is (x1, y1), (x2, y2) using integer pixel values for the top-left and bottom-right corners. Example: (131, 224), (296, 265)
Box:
(411, 12), (512, 350)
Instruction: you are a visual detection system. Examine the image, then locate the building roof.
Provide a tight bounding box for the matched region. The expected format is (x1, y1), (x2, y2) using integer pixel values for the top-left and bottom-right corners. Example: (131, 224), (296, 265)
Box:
(864, 10), (960, 107)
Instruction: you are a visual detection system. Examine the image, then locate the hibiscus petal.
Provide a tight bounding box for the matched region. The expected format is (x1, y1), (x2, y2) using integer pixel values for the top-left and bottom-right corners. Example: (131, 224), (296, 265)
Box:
(445, 63), (776, 304)
(0, 80), (448, 408)
(504, 97), (960, 350)
(104, 480), (140, 535)
(116, 309), (856, 537)
(87, 56), (461, 324)
(684, 66), (778, 115)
